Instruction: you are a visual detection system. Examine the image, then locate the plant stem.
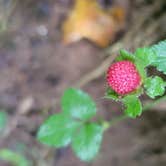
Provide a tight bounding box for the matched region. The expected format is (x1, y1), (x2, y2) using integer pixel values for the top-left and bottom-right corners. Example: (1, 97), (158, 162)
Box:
(142, 95), (166, 111)
(103, 95), (166, 130)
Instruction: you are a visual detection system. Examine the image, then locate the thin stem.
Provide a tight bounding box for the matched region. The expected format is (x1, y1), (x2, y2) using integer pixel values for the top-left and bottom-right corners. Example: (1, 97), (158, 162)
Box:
(103, 95), (166, 130)
(142, 95), (166, 111)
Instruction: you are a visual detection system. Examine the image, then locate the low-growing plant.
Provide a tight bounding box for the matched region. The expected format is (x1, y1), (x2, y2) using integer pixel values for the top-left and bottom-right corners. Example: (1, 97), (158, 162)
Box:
(37, 40), (166, 161)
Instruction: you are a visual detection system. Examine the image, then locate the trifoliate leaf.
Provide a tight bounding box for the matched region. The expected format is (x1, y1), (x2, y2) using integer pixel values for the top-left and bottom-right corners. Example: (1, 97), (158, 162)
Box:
(0, 149), (30, 166)
(37, 113), (80, 147)
(144, 76), (165, 99)
(123, 95), (142, 118)
(61, 88), (96, 120)
(134, 47), (157, 67)
(72, 123), (103, 161)
(151, 40), (166, 74)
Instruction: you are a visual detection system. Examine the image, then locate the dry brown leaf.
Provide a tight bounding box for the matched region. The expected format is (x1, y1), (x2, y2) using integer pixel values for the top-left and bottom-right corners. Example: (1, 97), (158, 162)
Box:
(62, 0), (126, 47)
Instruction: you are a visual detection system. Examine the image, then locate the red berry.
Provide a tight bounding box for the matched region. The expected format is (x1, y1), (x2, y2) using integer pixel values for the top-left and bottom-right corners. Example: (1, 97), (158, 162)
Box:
(107, 60), (141, 95)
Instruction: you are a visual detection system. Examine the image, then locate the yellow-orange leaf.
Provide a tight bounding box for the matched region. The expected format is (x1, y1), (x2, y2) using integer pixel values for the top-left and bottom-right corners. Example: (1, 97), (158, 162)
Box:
(62, 0), (125, 47)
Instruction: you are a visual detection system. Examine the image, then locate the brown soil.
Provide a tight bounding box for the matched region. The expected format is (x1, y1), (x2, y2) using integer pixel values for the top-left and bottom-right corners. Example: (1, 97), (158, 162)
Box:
(0, 0), (165, 166)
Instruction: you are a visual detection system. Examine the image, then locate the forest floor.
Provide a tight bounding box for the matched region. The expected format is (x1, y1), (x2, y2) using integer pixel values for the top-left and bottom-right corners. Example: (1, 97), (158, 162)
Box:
(0, 0), (165, 166)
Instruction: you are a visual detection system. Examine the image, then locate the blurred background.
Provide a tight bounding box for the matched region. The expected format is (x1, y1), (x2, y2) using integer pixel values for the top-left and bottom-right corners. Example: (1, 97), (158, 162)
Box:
(0, 0), (165, 165)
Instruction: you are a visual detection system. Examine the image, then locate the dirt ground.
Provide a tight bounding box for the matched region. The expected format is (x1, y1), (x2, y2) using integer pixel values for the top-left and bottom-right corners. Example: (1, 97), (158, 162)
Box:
(0, 0), (166, 166)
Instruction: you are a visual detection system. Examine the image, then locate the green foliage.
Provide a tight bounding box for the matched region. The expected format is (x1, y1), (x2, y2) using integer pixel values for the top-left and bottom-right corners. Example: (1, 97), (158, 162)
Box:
(144, 76), (166, 99)
(151, 40), (166, 74)
(61, 88), (96, 120)
(38, 88), (103, 161)
(72, 123), (103, 161)
(134, 47), (156, 67)
(105, 88), (120, 101)
(0, 111), (7, 130)
(37, 113), (80, 147)
(0, 149), (30, 166)
(116, 41), (166, 80)
(135, 62), (147, 80)
(107, 40), (166, 117)
(117, 49), (135, 61)
(134, 47), (154, 80)
(123, 95), (142, 118)
(37, 40), (166, 162)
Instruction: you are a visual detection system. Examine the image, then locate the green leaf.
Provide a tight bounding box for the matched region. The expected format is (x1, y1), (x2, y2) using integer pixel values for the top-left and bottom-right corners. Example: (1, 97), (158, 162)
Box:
(123, 95), (142, 118)
(0, 149), (30, 166)
(151, 40), (166, 74)
(37, 113), (80, 147)
(0, 111), (7, 130)
(61, 88), (96, 120)
(135, 62), (147, 81)
(134, 47), (156, 67)
(72, 123), (103, 161)
(144, 76), (165, 99)
(116, 49), (135, 61)
(105, 87), (120, 101)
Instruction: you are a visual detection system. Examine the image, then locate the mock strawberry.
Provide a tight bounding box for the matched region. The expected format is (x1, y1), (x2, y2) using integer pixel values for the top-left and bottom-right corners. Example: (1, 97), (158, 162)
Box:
(107, 60), (141, 95)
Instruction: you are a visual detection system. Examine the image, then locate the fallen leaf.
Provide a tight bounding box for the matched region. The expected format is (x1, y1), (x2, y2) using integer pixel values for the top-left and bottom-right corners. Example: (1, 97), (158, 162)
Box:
(62, 0), (126, 47)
